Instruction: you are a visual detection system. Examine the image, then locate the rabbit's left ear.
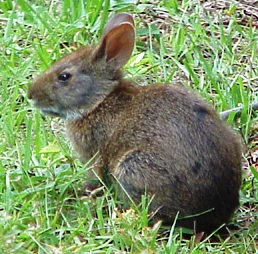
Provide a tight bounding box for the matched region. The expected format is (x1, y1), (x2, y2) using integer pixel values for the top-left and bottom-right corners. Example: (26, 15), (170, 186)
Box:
(96, 13), (135, 69)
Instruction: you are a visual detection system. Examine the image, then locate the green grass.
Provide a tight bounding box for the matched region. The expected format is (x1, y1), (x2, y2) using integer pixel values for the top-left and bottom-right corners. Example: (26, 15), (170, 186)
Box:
(1, 0), (258, 252)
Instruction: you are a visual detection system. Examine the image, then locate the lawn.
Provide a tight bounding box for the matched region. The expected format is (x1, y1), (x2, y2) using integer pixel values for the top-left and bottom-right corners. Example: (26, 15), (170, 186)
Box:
(0, 0), (258, 253)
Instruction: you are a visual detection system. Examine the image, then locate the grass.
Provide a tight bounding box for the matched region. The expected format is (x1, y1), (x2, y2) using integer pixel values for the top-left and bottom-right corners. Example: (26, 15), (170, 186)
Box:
(0, 0), (258, 252)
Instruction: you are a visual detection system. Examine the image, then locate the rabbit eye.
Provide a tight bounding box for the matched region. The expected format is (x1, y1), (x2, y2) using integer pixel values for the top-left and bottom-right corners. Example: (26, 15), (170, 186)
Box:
(58, 72), (72, 82)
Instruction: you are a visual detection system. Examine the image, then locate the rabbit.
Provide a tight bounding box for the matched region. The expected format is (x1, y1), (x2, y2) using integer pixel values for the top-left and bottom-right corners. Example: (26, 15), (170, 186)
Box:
(28, 13), (242, 232)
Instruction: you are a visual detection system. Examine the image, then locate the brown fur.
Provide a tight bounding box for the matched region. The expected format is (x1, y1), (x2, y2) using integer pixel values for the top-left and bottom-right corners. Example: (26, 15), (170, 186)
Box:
(28, 13), (242, 232)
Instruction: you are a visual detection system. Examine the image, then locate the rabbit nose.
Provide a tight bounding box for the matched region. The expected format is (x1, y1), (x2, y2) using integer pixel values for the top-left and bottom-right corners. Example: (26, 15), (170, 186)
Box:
(28, 84), (39, 100)
(27, 87), (34, 100)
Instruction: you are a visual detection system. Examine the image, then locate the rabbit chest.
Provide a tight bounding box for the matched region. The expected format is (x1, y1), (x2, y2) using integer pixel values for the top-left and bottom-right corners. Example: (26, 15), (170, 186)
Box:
(65, 85), (138, 171)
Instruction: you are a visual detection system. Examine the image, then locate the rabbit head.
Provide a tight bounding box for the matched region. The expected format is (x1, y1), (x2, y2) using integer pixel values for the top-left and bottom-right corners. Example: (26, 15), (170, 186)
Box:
(28, 13), (135, 120)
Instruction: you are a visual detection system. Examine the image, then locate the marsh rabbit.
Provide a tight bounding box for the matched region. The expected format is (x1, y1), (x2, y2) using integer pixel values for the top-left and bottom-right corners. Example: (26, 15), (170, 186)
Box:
(28, 13), (242, 232)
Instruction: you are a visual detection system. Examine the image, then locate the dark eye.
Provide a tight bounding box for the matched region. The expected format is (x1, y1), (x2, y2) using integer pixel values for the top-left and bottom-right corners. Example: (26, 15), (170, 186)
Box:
(58, 72), (72, 82)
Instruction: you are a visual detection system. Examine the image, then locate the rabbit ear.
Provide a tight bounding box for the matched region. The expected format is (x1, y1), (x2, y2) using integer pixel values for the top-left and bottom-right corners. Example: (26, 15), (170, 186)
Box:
(97, 13), (135, 69)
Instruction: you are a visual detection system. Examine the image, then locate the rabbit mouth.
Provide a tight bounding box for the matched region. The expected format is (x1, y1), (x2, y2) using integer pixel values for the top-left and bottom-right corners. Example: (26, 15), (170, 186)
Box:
(28, 99), (58, 116)
(41, 108), (65, 118)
